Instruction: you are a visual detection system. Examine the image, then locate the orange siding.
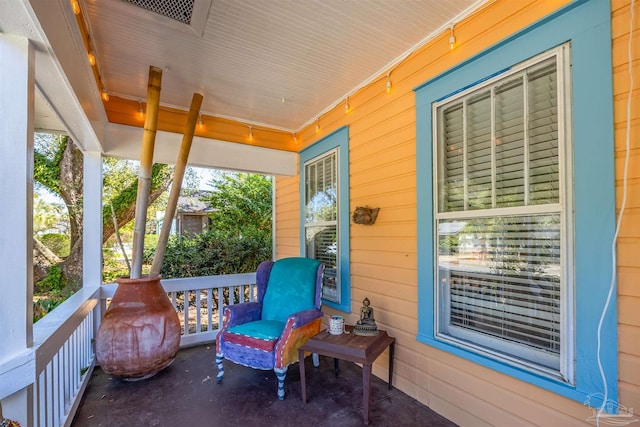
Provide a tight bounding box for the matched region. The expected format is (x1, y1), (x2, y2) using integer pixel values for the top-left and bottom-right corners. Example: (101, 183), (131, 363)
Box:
(275, 175), (300, 259)
(274, 0), (640, 424)
(104, 96), (297, 152)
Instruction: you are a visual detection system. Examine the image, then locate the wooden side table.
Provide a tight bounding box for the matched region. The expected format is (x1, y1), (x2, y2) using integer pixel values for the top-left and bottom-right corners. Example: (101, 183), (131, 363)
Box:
(298, 325), (395, 425)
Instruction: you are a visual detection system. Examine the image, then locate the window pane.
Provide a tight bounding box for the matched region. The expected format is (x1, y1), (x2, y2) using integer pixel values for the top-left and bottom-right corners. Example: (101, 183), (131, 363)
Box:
(438, 103), (464, 212)
(438, 214), (561, 369)
(305, 225), (338, 302)
(467, 92), (493, 210)
(495, 77), (525, 207)
(304, 150), (339, 303)
(304, 153), (337, 223)
(528, 59), (559, 204)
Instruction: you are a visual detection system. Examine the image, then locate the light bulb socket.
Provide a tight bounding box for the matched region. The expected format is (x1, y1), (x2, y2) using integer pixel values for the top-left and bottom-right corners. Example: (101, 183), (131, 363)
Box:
(101, 90), (109, 102)
(70, 0), (81, 15)
(87, 52), (96, 66)
(449, 23), (456, 51)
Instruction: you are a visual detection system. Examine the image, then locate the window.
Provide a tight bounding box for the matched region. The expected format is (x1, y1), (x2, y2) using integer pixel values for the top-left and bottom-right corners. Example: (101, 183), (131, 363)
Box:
(416, 0), (616, 404)
(304, 150), (339, 302)
(300, 127), (350, 311)
(433, 48), (572, 379)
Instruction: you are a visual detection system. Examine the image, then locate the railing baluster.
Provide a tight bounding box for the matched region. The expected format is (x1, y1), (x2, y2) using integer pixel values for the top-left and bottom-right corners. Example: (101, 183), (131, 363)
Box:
(207, 288), (212, 332)
(195, 290), (201, 333)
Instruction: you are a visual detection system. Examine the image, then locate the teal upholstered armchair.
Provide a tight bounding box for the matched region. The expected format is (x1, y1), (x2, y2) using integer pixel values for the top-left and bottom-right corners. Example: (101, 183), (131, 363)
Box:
(215, 257), (324, 399)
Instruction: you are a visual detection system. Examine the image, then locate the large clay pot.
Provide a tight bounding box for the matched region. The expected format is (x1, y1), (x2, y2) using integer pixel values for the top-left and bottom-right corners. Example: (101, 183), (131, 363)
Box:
(96, 275), (181, 380)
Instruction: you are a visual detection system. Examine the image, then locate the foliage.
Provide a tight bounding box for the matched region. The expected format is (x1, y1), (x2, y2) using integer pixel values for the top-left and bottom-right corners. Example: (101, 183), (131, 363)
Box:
(34, 194), (68, 235)
(148, 172), (273, 278)
(102, 162), (172, 233)
(33, 297), (65, 323)
(39, 233), (70, 258)
(34, 134), (67, 194)
(203, 172), (272, 237)
(148, 228), (272, 278)
(36, 264), (67, 294)
(102, 248), (128, 283)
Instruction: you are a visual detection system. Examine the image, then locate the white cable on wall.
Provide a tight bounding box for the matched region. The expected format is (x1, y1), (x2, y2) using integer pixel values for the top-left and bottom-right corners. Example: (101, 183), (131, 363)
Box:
(596, 0), (635, 424)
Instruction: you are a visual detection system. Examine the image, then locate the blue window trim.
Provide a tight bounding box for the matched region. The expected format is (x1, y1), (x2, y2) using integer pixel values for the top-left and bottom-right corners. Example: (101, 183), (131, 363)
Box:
(415, 0), (616, 405)
(299, 126), (351, 312)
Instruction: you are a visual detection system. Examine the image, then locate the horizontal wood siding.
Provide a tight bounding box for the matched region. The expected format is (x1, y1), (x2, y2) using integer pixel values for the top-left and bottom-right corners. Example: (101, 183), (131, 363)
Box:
(105, 95), (296, 151)
(275, 175), (300, 259)
(612, 0), (640, 415)
(275, 0), (640, 425)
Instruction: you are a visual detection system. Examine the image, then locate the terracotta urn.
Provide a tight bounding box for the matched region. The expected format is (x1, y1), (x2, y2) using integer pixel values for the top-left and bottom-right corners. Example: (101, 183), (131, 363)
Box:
(96, 275), (181, 380)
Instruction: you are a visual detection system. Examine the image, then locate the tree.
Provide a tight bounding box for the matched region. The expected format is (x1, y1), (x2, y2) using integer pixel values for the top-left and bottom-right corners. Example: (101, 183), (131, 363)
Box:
(203, 172), (273, 238)
(33, 133), (173, 290)
(154, 172), (273, 279)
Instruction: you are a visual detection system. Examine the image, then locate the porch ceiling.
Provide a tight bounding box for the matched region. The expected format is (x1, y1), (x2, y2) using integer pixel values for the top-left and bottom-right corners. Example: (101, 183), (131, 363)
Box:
(82, 0), (482, 132)
(3, 0), (484, 172)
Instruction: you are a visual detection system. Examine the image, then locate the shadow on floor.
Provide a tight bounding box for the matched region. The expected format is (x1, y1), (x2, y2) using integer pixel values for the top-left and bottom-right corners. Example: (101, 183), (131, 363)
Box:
(71, 344), (457, 427)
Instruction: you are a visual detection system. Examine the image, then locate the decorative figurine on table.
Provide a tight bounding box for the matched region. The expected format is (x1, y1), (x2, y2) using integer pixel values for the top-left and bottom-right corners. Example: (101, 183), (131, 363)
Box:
(353, 297), (379, 336)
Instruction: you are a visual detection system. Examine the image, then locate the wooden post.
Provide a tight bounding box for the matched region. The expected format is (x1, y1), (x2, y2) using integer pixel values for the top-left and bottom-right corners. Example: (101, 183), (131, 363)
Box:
(150, 93), (203, 276)
(131, 66), (162, 279)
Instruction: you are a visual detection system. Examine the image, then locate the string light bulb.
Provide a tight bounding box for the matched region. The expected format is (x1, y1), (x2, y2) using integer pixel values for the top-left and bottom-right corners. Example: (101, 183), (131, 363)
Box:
(101, 88), (109, 102)
(138, 101), (144, 119)
(386, 73), (392, 94)
(315, 118), (320, 133)
(70, 0), (80, 15)
(293, 133), (298, 144)
(197, 114), (203, 130)
(449, 23), (456, 51)
(345, 97), (350, 114)
(87, 52), (96, 66)
(248, 126), (253, 140)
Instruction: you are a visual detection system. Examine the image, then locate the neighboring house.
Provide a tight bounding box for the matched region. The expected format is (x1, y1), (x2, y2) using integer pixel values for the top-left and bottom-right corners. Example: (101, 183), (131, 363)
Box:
(1, 1), (638, 426)
(157, 192), (213, 237)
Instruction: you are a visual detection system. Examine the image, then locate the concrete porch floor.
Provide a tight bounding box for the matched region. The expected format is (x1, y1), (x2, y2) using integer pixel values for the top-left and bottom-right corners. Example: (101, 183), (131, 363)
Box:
(71, 344), (457, 427)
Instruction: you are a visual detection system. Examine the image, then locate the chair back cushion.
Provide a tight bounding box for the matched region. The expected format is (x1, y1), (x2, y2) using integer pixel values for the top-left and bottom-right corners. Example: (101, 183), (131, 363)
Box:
(261, 257), (321, 322)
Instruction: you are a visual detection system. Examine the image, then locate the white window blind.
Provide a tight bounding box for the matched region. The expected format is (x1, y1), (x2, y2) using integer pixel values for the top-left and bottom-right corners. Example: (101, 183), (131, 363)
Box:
(434, 50), (571, 377)
(304, 150), (339, 302)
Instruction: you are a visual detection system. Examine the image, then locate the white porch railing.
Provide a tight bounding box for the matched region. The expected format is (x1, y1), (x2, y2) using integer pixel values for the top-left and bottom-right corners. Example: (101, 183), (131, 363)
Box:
(1, 272), (257, 427)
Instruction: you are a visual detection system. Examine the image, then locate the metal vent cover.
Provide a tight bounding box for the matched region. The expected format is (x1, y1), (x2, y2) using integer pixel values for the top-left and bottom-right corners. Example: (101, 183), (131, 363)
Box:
(123, 0), (194, 24)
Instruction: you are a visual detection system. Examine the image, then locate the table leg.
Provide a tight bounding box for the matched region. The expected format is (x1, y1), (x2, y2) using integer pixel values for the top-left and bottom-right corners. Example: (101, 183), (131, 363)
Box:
(388, 341), (395, 390)
(363, 363), (372, 425)
(334, 358), (340, 376)
(298, 349), (307, 403)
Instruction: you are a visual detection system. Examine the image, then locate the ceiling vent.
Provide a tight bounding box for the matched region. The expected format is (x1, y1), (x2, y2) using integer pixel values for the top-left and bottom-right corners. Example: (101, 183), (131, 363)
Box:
(122, 0), (194, 25)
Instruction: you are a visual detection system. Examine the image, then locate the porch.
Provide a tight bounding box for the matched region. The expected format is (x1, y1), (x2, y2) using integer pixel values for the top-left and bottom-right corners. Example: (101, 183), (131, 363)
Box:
(71, 345), (455, 427)
(18, 273), (453, 426)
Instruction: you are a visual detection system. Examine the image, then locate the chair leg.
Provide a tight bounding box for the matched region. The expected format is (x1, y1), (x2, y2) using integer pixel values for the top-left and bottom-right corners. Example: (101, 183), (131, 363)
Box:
(274, 367), (288, 400)
(216, 353), (224, 383)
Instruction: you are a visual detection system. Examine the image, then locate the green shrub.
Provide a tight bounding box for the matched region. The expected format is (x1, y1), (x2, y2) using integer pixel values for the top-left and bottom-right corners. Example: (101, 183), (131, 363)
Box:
(37, 264), (67, 293)
(148, 229), (272, 279)
(33, 296), (65, 322)
(40, 233), (70, 258)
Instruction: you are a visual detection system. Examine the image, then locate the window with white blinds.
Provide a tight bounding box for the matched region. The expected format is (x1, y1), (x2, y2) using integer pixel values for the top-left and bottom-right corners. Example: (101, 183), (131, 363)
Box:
(433, 47), (572, 377)
(304, 149), (339, 303)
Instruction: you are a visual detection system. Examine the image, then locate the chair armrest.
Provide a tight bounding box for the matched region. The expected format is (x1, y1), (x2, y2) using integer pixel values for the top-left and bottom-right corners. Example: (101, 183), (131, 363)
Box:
(223, 302), (262, 328)
(288, 308), (323, 328)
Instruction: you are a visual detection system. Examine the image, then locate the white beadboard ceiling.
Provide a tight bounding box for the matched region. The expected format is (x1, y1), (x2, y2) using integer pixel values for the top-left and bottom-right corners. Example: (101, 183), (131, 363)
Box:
(83, 0), (484, 132)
